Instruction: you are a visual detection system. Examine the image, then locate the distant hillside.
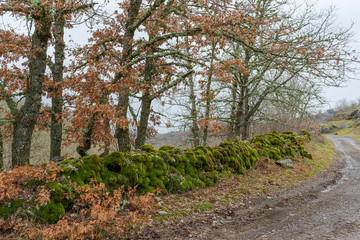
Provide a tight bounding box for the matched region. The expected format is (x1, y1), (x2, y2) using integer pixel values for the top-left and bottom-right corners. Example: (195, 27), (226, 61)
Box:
(319, 103), (360, 135)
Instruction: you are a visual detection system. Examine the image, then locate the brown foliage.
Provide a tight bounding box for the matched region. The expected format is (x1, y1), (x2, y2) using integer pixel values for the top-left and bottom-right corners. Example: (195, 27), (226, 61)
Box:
(0, 162), (61, 202)
(0, 163), (155, 239)
(40, 182), (155, 239)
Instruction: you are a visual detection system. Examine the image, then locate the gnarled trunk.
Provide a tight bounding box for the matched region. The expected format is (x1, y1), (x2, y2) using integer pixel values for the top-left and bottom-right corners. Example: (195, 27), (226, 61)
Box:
(135, 56), (153, 149)
(0, 129), (3, 169)
(115, 89), (131, 153)
(50, 13), (65, 160)
(12, 15), (51, 166)
(188, 73), (200, 147)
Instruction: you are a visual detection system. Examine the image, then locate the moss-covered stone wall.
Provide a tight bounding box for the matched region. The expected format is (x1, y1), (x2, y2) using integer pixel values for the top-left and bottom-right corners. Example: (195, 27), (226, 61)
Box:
(0, 130), (312, 223)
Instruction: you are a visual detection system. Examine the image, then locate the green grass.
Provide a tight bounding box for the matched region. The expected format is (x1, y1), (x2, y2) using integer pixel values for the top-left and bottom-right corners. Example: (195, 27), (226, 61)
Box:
(322, 120), (360, 136)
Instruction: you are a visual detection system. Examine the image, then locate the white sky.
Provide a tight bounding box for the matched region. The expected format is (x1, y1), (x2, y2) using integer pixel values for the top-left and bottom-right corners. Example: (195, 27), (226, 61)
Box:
(2, 0), (359, 110)
(315, 0), (360, 108)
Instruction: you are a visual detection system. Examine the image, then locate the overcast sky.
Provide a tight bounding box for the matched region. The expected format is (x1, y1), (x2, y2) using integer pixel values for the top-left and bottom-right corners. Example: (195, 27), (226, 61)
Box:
(315, 0), (360, 108)
(2, 0), (359, 109)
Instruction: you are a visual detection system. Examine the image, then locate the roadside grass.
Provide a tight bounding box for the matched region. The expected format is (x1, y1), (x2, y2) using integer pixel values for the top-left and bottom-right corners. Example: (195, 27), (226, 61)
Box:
(322, 119), (360, 136)
(333, 127), (360, 136)
(150, 137), (337, 224)
(322, 120), (354, 130)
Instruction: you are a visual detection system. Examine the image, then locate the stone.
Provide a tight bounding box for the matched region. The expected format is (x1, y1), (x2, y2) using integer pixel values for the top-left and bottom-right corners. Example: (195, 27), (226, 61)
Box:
(275, 159), (294, 169)
(51, 156), (65, 162)
(346, 109), (360, 120)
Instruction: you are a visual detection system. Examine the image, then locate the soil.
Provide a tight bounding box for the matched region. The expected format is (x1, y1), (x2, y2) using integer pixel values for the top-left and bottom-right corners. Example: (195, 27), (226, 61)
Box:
(143, 136), (360, 240)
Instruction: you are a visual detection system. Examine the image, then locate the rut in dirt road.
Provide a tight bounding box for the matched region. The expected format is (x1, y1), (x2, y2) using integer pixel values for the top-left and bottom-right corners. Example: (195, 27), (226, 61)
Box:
(151, 136), (360, 240)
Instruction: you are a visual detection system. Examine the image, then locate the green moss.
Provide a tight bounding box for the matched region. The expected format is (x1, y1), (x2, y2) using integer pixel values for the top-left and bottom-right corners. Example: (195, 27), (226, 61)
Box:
(121, 161), (149, 187)
(0, 199), (24, 220)
(103, 151), (125, 172)
(117, 174), (129, 186)
(139, 144), (156, 152)
(24, 179), (43, 187)
(141, 186), (156, 194)
(157, 150), (172, 164)
(60, 158), (75, 165)
(167, 174), (193, 193)
(47, 182), (73, 208)
(220, 141), (233, 148)
(101, 168), (119, 188)
(141, 177), (151, 188)
(37, 200), (65, 224)
(302, 150), (313, 159)
(150, 176), (167, 194)
(159, 145), (175, 151)
(299, 130), (311, 141)
(68, 155), (103, 185)
(269, 149), (281, 161)
(184, 163), (197, 178)
(199, 171), (218, 187)
(195, 154), (214, 171)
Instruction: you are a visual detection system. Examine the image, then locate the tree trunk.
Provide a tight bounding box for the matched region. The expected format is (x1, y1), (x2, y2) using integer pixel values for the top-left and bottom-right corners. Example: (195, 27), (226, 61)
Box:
(79, 0), (142, 155)
(202, 40), (216, 146)
(227, 78), (238, 140)
(12, 15), (51, 166)
(188, 72), (200, 147)
(77, 91), (110, 157)
(0, 128), (3, 170)
(241, 117), (250, 140)
(234, 86), (244, 138)
(242, 86), (250, 140)
(135, 95), (152, 149)
(76, 116), (95, 157)
(50, 13), (65, 160)
(99, 119), (110, 157)
(234, 48), (251, 140)
(135, 57), (153, 149)
(115, 89), (131, 153)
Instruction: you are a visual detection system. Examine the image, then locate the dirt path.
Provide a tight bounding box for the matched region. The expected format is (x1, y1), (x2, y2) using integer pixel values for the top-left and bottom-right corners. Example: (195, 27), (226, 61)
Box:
(148, 136), (360, 239)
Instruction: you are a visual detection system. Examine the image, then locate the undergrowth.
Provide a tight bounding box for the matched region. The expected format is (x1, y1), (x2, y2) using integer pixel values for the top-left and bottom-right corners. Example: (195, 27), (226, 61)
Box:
(0, 164), (156, 239)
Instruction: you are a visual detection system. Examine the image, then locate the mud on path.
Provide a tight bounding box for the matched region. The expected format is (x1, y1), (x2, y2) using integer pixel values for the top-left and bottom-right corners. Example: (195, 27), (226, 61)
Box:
(146, 136), (360, 240)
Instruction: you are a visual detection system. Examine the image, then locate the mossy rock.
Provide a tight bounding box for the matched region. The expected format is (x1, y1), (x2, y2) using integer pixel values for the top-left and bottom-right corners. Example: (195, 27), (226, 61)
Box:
(140, 185), (156, 194)
(172, 148), (181, 154)
(68, 155), (103, 186)
(0, 199), (24, 220)
(182, 152), (197, 166)
(121, 161), (148, 187)
(157, 150), (173, 164)
(220, 141), (233, 148)
(159, 145), (175, 151)
(47, 182), (73, 209)
(302, 150), (313, 159)
(60, 158), (75, 165)
(149, 176), (167, 194)
(269, 149), (281, 161)
(139, 144), (156, 152)
(299, 130), (311, 141)
(37, 200), (65, 224)
(184, 163), (198, 178)
(101, 167), (120, 188)
(103, 151), (125, 172)
(166, 174), (193, 193)
(197, 154), (215, 171)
